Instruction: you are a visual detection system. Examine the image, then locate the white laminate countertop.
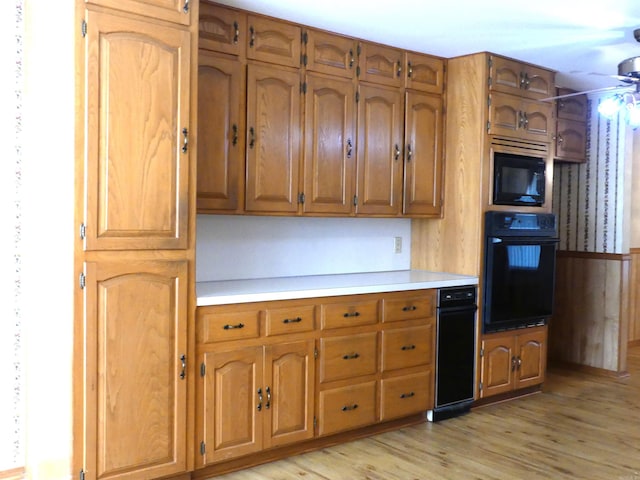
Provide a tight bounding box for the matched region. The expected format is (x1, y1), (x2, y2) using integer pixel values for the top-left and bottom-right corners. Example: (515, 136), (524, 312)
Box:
(196, 270), (478, 306)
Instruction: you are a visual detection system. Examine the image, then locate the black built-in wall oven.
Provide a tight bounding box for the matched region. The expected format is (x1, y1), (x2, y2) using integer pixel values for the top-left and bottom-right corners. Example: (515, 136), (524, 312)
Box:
(482, 211), (558, 333)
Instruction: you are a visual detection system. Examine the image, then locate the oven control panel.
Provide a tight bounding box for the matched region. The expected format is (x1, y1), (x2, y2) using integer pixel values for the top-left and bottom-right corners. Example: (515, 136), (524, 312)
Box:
(485, 211), (557, 237)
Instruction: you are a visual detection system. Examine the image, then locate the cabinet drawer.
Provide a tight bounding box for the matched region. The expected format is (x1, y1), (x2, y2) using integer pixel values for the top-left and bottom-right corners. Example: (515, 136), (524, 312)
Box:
(319, 332), (377, 383)
(383, 294), (434, 322)
(321, 299), (378, 329)
(381, 324), (434, 371)
(264, 304), (315, 336)
(197, 309), (260, 343)
(380, 371), (432, 421)
(318, 381), (377, 436)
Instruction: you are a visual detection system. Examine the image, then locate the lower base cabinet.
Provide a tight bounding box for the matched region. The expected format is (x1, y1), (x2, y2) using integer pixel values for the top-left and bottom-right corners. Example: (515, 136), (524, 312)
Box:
(479, 325), (547, 398)
(195, 289), (438, 473)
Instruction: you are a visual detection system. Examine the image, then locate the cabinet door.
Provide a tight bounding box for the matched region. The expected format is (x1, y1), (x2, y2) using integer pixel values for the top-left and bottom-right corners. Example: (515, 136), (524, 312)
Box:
(85, 0), (191, 25)
(305, 29), (357, 78)
(403, 92), (443, 216)
(404, 52), (444, 94)
(555, 118), (587, 163)
(84, 9), (190, 250)
(557, 90), (587, 121)
(520, 97), (554, 142)
(84, 259), (188, 480)
(200, 347), (263, 466)
(489, 92), (553, 142)
(197, 51), (245, 212)
(247, 15), (301, 68)
(199, 3), (246, 55)
(515, 329), (547, 389)
(359, 42), (403, 88)
(479, 335), (515, 398)
(303, 73), (356, 214)
(356, 84), (403, 215)
(246, 63), (301, 213)
(489, 55), (554, 99)
(264, 341), (315, 448)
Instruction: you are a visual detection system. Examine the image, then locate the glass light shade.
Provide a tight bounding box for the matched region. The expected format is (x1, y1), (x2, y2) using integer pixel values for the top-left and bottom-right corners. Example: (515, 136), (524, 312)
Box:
(626, 103), (640, 128)
(598, 95), (623, 119)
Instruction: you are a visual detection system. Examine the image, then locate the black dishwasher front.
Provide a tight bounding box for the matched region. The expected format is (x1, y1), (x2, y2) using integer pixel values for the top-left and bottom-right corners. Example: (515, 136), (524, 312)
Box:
(427, 286), (477, 422)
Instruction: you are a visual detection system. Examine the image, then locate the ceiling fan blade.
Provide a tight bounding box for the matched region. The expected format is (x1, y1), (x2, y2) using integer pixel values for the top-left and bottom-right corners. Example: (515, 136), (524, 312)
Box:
(540, 85), (635, 102)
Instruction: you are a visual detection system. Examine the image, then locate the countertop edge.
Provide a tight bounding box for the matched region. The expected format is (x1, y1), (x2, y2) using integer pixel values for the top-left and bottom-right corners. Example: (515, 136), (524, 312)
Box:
(196, 271), (479, 306)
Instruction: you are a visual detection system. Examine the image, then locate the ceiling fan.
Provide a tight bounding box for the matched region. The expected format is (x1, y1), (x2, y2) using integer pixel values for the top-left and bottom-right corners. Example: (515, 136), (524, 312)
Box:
(542, 28), (640, 102)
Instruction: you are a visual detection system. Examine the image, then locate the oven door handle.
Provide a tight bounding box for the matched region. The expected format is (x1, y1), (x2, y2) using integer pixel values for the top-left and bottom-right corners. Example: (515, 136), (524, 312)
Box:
(490, 236), (559, 245)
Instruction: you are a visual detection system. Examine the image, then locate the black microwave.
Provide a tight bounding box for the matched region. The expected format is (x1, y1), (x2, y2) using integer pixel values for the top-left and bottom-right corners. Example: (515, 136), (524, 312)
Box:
(493, 152), (546, 206)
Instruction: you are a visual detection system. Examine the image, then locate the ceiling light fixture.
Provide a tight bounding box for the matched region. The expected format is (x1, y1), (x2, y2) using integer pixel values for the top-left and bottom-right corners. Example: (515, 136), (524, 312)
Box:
(598, 91), (640, 128)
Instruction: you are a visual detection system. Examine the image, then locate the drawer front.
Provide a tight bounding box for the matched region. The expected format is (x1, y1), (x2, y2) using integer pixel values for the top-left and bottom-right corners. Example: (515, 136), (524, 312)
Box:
(319, 332), (377, 383)
(383, 294), (434, 322)
(318, 381), (377, 436)
(381, 324), (434, 371)
(321, 299), (378, 329)
(197, 309), (260, 343)
(264, 304), (315, 336)
(380, 371), (432, 421)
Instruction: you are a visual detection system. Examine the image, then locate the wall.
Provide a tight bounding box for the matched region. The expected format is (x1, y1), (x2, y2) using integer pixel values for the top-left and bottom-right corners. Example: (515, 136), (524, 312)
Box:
(196, 215), (412, 281)
(550, 94), (633, 374)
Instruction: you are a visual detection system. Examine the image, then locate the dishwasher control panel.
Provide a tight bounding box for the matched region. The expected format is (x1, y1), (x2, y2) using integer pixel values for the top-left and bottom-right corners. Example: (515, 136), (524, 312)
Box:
(438, 286), (476, 308)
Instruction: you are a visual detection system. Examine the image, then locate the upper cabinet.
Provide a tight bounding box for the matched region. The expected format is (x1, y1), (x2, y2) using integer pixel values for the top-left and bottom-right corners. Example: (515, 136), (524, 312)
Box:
(404, 52), (445, 94)
(247, 15), (302, 68)
(305, 29), (358, 78)
(196, 2), (445, 218)
(85, 0), (192, 25)
(199, 2), (246, 55)
(554, 88), (587, 163)
(489, 92), (554, 143)
(489, 55), (555, 99)
(83, 8), (191, 250)
(359, 42), (404, 88)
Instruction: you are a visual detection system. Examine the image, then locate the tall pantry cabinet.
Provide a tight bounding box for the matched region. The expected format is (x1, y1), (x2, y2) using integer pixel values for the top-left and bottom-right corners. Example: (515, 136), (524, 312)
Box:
(74, 0), (199, 479)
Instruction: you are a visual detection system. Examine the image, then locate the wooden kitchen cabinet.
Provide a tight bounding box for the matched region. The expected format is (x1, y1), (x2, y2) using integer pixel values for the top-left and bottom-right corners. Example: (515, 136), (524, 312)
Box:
(356, 83), (404, 215)
(83, 8), (191, 251)
(245, 62), (302, 213)
(403, 91), (444, 216)
(198, 2), (246, 55)
(305, 29), (358, 78)
(302, 72), (357, 214)
(83, 259), (189, 480)
(489, 55), (555, 99)
(199, 340), (315, 465)
(246, 15), (302, 68)
(489, 91), (554, 143)
(359, 42), (404, 88)
(197, 50), (245, 212)
(85, 0), (192, 25)
(404, 52), (445, 94)
(479, 326), (547, 398)
(555, 89), (587, 163)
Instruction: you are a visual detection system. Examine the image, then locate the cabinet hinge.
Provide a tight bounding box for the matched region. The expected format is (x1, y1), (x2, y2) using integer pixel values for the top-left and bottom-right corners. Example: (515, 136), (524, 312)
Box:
(200, 441), (206, 456)
(301, 54), (307, 67)
(488, 76), (493, 88)
(80, 469), (85, 480)
(488, 56), (492, 69)
(480, 348), (484, 357)
(298, 192), (305, 204)
(355, 91), (360, 103)
(79, 272), (86, 290)
(487, 96), (491, 108)
(356, 65), (360, 78)
(486, 121), (491, 132)
(313, 416), (317, 428)
(200, 362), (206, 377)
(479, 382), (483, 391)
(79, 223), (86, 240)
(302, 31), (308, 44)
(301, 82), (307, 94)
(81, 19), (87, 37)
(353, 195), (358, 206)
(314, 348), (318, 359)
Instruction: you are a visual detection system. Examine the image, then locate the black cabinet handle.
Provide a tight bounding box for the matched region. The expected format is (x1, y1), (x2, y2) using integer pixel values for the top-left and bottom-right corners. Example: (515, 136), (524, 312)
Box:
(401, 345), (416, 351)
(343, 311), (360, 318)
(283, 317), (302, 324)
(223, 323), (245, 330)
(400, 392), (415, 399)
(402, 305), (417, 312)
(341, 404), (358, 411)
(342, 353), (360, 360)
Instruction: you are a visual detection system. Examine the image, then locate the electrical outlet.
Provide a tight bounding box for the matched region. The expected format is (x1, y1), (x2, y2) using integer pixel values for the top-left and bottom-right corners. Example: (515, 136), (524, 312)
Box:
(394, 236), (402, 254)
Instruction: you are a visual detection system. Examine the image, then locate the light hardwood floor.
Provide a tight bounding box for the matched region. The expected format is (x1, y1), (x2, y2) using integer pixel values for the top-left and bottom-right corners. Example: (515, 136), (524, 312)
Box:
(209, 347), (640, 480)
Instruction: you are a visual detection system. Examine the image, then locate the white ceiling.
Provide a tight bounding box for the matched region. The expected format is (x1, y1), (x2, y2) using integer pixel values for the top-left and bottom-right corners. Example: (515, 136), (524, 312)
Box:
(215, 0), (640, 93)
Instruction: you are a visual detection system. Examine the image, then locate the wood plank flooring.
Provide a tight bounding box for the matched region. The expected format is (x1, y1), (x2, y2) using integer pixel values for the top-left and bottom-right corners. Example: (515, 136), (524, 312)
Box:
(208, 347), (640, 479)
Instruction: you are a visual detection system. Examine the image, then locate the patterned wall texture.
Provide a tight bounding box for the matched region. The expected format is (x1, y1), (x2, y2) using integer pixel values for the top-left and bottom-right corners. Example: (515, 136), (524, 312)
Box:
(552, 97), (628, 253)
